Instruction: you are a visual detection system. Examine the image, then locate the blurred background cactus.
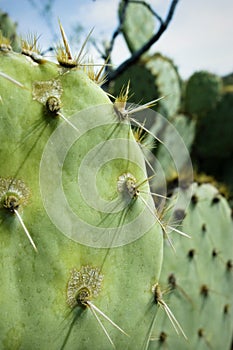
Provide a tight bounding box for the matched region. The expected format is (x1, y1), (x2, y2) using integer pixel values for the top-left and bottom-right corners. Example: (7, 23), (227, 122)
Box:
(149, 182), (233, 350)
(0, 9), (20, 51)
(0, 1), (233, 349)
(113, 1), (233, 207)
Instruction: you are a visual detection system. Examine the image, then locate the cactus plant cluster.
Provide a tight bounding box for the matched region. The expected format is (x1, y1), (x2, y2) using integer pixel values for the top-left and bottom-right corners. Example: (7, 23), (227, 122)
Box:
(116, 1), (233, 200)
(0, 4), (233, 350)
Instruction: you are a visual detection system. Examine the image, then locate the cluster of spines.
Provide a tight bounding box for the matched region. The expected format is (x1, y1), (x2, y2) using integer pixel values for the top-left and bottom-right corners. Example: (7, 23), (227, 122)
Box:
(0, 177), (38, 252)
(66, 266), (103, 309)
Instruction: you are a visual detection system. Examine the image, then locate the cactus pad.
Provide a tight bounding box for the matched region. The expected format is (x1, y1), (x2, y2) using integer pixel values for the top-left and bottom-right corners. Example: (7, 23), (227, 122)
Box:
(194, 91), (233, 159)
(148, 182), (233, 350)
(0, 31), (164, 349)
(119, 0), (156, 53)
(184, 71), (223, 115)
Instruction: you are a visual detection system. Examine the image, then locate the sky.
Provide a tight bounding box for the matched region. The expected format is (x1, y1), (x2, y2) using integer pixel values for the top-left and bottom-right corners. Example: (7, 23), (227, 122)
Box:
(0, 0), (233, 80)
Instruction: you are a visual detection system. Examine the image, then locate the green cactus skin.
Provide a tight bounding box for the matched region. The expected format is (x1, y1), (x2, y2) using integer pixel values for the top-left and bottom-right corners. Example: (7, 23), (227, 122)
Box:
(148, 183), (233, 350)
(112, 53), (182, 120)
(0, 38), (164, 349)
(119, 0), (156, 53)
(184, 71), (223, 116)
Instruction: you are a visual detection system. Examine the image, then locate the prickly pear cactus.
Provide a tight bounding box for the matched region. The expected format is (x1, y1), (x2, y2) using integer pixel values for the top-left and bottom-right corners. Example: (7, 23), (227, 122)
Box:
(191, 87), (233, 194)
(184, 71), (223, 116)
(119, 0), (156, 53)
(0, 30), (164, 349)
(193, 91), (233, 159)
(148, 182), (233, 350)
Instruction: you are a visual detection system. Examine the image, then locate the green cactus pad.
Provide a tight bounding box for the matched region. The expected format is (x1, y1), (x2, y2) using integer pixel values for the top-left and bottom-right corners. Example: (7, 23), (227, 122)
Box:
(0, 40), (164, 349)
(193, 91), (233, 159)
(148, 183), (233, 350)
(144, 54), (182, 118)
(119, 0), (156, 53)
(184, 71), (223, 115)
(189, 74), (233, 195)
